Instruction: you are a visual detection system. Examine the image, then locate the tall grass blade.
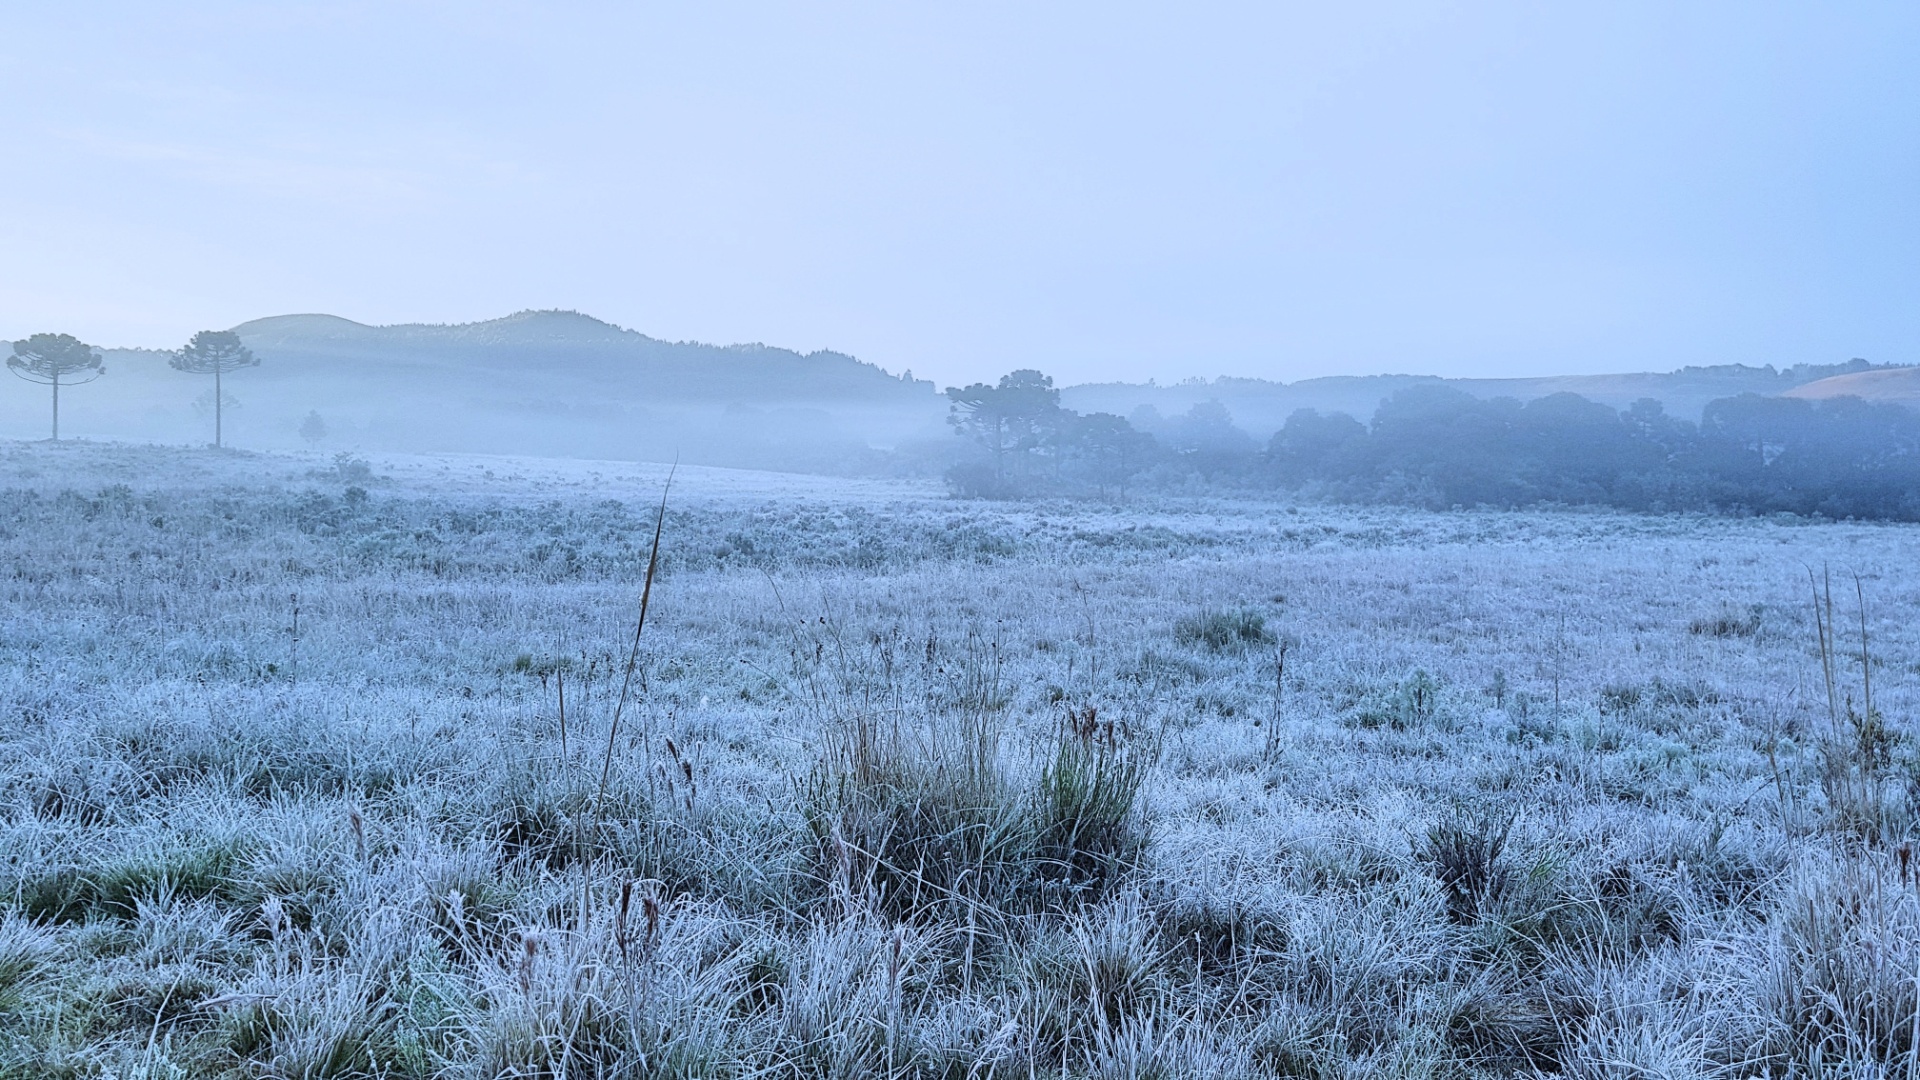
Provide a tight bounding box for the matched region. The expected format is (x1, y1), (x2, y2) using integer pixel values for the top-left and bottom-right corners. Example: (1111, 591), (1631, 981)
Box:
(598, 465), (675, 821)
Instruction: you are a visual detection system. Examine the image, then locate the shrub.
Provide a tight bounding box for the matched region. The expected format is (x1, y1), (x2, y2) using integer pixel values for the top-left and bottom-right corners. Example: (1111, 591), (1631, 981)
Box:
(1395, 669), (1440, 730)
(1351, 669), (1444, 731)
(330, 452), (373, 483)
(945, 462), (1025, 500)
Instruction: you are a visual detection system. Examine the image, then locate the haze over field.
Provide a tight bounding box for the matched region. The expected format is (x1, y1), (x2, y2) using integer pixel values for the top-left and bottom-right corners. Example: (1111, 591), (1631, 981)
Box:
(8, 5), (1920, 1078)
(6, 306), (1909, 476)
(41, 310), (941, 468)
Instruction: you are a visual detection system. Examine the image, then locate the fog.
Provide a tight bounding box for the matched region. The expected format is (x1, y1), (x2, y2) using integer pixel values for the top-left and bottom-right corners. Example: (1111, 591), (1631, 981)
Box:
(3, 310), (947, 472)
(10, 8), (1920, 1077)
(8, 307), (1917, 519)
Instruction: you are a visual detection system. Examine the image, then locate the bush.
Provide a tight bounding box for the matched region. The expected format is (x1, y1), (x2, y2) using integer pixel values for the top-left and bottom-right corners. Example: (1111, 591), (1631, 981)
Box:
(1351, 668), (1444, 731)
(945, 462), (1024, 500)
(331, 452), (373, 483)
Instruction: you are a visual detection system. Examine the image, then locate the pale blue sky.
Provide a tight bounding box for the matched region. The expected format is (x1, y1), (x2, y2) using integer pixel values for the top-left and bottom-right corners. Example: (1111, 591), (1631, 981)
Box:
(2, 2), (1914, 386)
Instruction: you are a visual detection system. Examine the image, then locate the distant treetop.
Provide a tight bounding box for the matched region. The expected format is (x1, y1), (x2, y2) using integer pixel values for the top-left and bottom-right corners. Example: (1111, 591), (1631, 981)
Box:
(170, 330), (260, 376)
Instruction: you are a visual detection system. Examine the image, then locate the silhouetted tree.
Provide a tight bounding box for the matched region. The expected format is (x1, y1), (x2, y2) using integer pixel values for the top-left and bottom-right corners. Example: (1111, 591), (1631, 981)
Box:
(1696, 393), (1920, 517)
(1512, 393), (1639, 503)
(170, 330), (258, 448)
(1168, 401), (1249, 452)
(945, 369), (1062, 482)
(1269, 408), (1367, 485)
(1366, 386), (1527, 506)
(1167, 400), (1257, 475)
(8, 333), (104, 441)
(1700, 394), (1807, 472)
(299, 410), (328, 446)
(1064, 411), (1158, 497)
(1127, 404), (1171, 441)
(1621, 398), (1692, 452)
(935, 375), (1920, 519)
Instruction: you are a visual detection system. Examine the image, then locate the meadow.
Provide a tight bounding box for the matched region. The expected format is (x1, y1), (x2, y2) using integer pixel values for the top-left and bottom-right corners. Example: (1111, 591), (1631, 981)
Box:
(0, 440), (1914, 1078)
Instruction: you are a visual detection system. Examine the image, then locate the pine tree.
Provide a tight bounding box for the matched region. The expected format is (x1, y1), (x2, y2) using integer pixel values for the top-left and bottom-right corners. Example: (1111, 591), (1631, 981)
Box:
(8, 333), (104, 441)
(170, 330), (259, 448)
(944, 369), (1063, 482)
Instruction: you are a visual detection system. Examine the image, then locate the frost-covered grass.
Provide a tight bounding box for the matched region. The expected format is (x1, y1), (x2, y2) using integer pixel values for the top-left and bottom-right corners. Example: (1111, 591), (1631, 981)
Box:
(1, 440), (1917, 1078)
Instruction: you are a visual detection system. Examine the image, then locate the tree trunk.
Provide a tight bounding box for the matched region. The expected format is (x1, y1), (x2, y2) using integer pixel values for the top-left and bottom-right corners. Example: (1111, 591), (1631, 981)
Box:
(50, 371), (59, 441)
(214, 368), (222, 449)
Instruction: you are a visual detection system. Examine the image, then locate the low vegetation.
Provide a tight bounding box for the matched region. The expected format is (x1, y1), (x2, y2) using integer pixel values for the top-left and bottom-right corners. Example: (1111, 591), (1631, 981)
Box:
(0, 440), (1913, 1077)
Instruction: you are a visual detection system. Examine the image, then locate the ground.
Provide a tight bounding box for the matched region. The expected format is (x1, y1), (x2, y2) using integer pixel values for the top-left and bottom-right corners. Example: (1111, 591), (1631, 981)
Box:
(0, 440), (1914, 1078)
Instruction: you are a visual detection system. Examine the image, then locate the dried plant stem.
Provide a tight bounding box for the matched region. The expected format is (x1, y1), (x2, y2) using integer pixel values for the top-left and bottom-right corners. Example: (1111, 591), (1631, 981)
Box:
(597, 466), (674, 826)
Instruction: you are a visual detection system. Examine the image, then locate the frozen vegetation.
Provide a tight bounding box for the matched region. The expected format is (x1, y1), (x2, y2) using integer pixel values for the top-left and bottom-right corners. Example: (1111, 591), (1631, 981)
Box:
(1, 440), (1916, 1077)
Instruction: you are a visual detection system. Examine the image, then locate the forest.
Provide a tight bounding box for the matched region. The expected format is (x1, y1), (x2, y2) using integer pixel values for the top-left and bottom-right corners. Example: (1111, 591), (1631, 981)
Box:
(947, 371), (1920, 520)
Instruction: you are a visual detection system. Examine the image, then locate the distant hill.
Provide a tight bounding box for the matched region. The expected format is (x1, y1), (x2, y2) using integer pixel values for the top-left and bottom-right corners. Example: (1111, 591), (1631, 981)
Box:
(1781, 366), (1920, 408)
(3, 311), (947, 471)
(1063, 360), (1900, 439)
(230, 310), (935, 405)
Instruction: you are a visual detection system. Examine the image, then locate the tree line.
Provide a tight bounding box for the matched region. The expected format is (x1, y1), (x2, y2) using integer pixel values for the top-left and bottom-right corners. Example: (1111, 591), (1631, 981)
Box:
(947, 372), (1920, 520)
(13, 332), (1913, 521)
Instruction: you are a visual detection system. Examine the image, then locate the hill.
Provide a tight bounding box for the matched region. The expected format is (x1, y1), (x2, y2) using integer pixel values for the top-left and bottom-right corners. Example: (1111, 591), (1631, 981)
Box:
(228, 310), (936, 405)
(1780, 366), (1920, 408)
(4, 311), (947, 471)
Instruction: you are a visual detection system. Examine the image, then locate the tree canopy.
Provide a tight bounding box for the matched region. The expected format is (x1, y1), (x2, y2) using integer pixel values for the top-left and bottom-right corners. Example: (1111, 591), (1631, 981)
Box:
(945, 369), (1063, 479)
(170, 330), (259, 376)
(9, 333), (103, 385)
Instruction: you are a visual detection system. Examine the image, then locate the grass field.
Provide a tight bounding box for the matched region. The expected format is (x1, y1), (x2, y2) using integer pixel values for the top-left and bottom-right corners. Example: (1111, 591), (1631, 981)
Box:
(1, 440), (1915, 1078)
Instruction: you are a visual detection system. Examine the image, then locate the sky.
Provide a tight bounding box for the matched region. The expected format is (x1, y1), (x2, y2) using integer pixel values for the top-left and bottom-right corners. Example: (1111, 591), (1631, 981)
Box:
(1, 1), (1915, 388)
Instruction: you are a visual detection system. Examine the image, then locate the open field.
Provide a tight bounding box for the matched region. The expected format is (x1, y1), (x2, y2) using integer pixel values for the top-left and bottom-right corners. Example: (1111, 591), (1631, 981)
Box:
(1, 441), (1916, 1078)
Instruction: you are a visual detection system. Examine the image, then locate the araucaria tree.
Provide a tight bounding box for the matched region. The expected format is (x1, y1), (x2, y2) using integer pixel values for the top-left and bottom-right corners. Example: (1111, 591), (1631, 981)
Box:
(945, 369), (1063, 481)
(170, 330), (258, 448)
(8, 333), (104, 441)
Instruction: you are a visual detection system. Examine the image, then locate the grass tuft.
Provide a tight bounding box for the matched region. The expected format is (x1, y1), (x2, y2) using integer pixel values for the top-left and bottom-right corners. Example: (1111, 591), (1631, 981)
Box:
(1420, 808), (1513, 924)
(1173, 608), (1274, 652)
